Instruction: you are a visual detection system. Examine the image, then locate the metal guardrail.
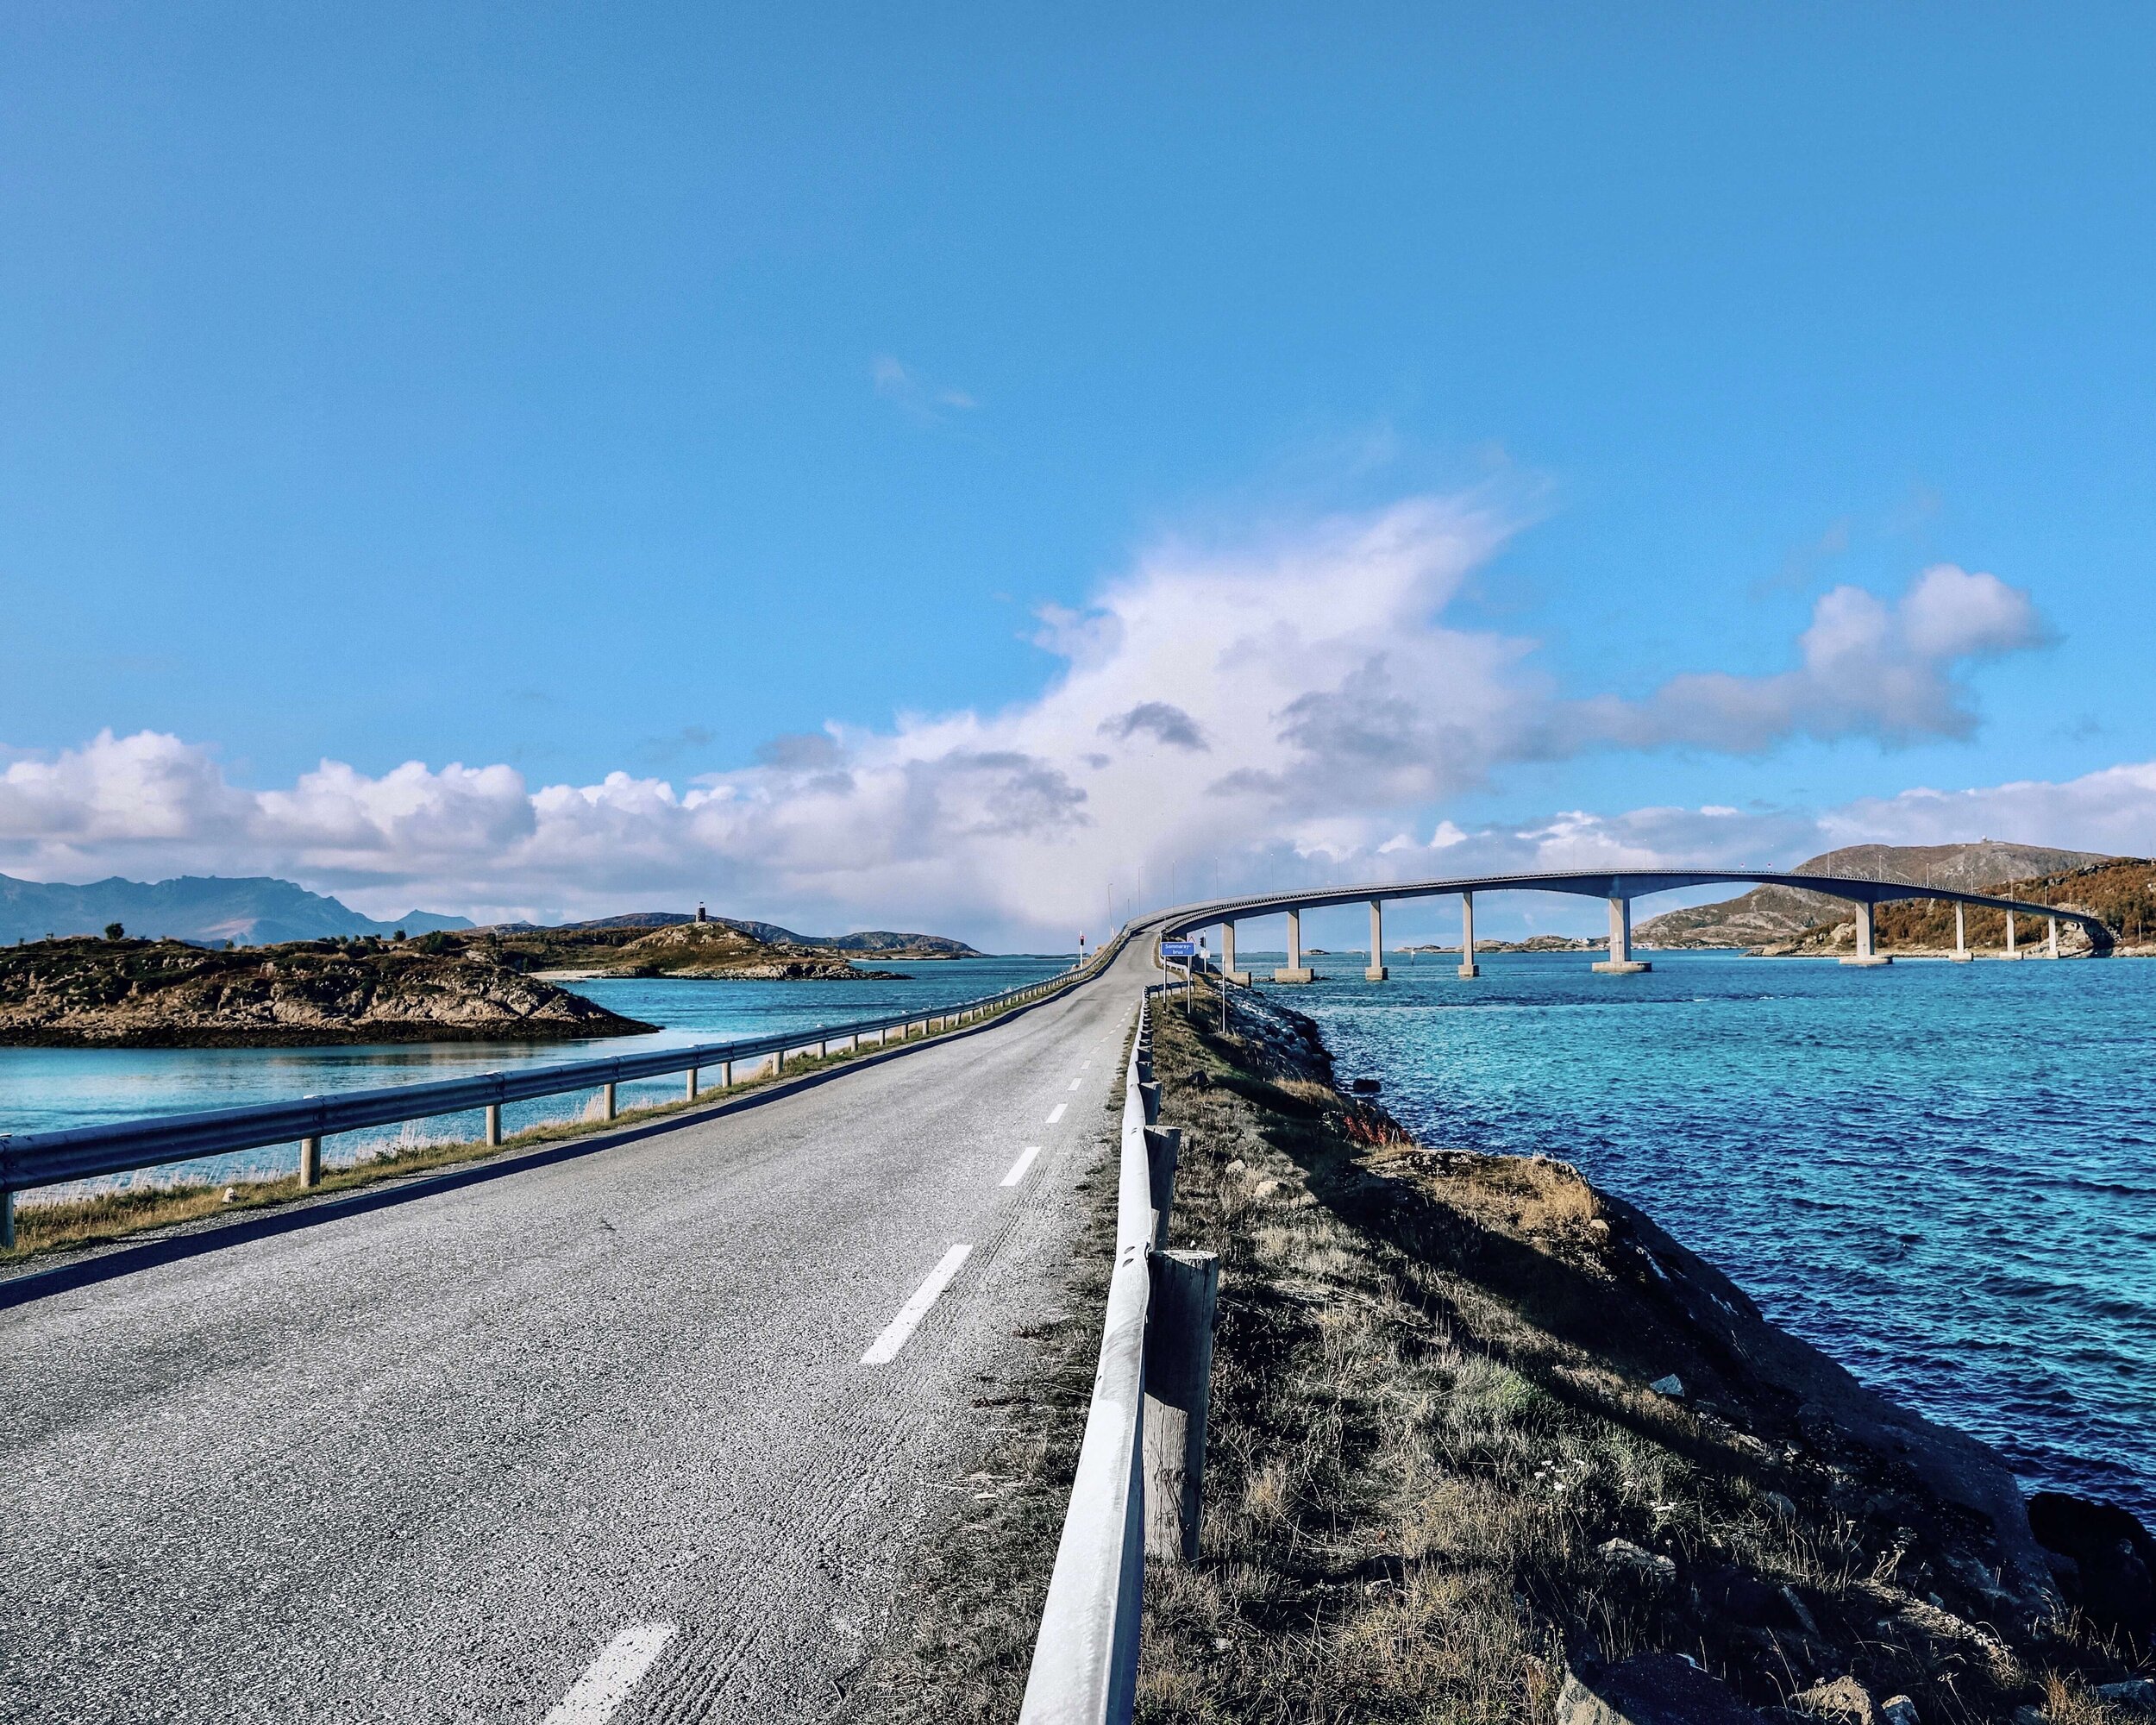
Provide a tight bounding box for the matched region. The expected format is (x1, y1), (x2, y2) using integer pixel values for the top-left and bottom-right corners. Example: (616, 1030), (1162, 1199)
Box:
(1019, 986), (1218, 1725)
(0, 928), (1133, 1229)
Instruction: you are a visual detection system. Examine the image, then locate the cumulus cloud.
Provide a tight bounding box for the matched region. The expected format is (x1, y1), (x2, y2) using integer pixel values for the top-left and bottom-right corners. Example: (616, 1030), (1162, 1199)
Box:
(1100, 702), (1208, 751)
(0, 498), (2072, 940)
(1589, 564), (2046, 752)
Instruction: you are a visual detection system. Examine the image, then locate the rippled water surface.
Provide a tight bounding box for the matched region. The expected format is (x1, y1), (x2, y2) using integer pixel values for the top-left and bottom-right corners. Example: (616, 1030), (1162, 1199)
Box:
(0, 956), (1072, 1190)
(1254, 949), (2156, 1519)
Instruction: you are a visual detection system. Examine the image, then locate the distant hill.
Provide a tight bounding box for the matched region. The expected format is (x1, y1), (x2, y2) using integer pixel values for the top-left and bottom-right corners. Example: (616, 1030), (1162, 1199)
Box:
(1634, 841), (2112, 950)
(536, 911), (983, 959)
(0, 874), (472, 949)
(481, 920), (899, 981)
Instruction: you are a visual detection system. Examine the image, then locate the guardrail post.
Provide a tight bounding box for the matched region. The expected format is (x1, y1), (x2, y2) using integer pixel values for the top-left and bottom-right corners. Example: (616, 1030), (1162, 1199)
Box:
(485, 1104), (502, 1146)
(2, 1190), (15, 1252)
(1144, 1248), (1220, 1562)
(602, 1082), (618, 1121)
(1138, 1080), (1161, 1124)
(721, 1058), (734, 1088)
(1144, 1126), (1181, 1248)
(299, 1136), (322, 1188)
(686, 1065), (699, 1101)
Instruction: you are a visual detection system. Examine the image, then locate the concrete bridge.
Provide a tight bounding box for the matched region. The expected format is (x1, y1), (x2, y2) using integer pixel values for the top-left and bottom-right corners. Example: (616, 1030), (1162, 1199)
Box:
(1158, 867), (2112, 981)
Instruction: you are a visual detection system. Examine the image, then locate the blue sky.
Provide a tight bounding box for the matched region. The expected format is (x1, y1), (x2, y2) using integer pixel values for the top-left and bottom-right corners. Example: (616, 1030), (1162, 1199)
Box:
(3, 6), (2154, 940)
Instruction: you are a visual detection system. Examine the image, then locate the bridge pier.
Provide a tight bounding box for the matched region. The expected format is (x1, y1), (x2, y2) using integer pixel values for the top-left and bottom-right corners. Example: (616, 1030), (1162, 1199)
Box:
(1952, 902), (1972, 961)
(1458, 890), (1479, 977)
(1841, 900), (1892, 966)
(2003, 910), (2020, 959)
(1365, 900), (1387, 982)
(1592, 895), (1651, 974)
(2049, 915), (2059, 958)
(1219, 920), (1250, 986)
(1274, 908), (1313, 983)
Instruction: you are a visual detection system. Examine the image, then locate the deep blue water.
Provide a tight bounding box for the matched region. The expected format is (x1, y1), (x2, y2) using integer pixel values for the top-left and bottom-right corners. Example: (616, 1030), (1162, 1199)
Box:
(0, 956), (1072, 1193)
(1244, 949), (2156, 1521)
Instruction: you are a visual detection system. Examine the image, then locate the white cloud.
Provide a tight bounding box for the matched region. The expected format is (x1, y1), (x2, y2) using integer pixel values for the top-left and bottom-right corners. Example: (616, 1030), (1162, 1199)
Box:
(0, 498), (2080, 942)
(1590, 564), (2046, 752)
(872, 355), (979, 423)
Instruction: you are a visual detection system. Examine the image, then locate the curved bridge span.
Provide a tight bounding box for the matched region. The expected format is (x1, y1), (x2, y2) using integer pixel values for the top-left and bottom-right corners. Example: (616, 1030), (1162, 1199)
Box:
(1156, 867), (2110, 979)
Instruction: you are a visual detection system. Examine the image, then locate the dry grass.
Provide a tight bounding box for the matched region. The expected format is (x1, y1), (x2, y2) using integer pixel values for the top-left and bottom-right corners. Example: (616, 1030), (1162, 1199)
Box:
(1132, 983), (2149, 1725)
(3, 1019), (985, 1264)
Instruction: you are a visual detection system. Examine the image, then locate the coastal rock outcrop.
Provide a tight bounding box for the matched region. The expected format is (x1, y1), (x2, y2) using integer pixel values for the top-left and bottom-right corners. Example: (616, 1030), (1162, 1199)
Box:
(0, 936), (655, 1046)
(2028, 1490), (2156, 1646)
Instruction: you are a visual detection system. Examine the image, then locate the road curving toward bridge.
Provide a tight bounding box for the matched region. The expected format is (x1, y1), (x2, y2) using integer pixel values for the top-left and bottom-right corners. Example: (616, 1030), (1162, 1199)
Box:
(0, 943), (1153, 1723)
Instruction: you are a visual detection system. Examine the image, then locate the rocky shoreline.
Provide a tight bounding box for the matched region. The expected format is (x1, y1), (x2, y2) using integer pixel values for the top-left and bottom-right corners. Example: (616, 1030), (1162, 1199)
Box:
(1145, 987), (2153, 1722)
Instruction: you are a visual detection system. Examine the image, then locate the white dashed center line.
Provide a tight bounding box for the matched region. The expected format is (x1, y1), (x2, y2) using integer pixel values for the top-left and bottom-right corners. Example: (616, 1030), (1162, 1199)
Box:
(1000, 1146), (1042, 1187)
(861, 1244), (974, 1365)
(1045, 1102), (1068, 1125)
(1067, 1076), (1082, 1091)
(542, 1622), (677, 1725)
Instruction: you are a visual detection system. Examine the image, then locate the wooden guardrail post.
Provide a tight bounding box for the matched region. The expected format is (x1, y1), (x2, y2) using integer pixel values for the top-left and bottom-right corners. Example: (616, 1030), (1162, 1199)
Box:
(2, 1190), (15, 1252)
(1144, 1126), (1181, 1249)
(484, 1103), (502, 1147)
(686, 1065), (699, 1101)
(602, 1082), (618, 1121)
(299, 1136), (322, 1188)
(1144, 1248), (1220, 1562)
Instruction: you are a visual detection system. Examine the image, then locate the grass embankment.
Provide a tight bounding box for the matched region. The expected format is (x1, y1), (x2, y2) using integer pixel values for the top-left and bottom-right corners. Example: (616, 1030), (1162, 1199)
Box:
(1, 1010), (1023, 1265)
(1126, 985), (2145, 1723)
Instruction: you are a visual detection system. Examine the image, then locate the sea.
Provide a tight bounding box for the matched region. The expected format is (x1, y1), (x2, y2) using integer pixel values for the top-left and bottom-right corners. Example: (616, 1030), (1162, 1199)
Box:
(6, 944), (2151, 1522)
(1247, 948), (2156, 1522)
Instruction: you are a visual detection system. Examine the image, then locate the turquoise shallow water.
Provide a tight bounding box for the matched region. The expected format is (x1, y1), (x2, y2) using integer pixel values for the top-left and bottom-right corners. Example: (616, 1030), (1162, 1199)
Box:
(0, 956), (1072, 1190)
(1248, 949), (2156, 1521)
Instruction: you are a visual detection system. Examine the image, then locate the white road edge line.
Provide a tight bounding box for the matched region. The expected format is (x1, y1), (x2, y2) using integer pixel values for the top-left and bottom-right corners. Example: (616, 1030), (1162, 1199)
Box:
(862, 1244), (974, 1365)
(1045, 1102), (1068, 1125)
(542, 1622), (678, 1725)
(1000, 1146), (1043, 1187)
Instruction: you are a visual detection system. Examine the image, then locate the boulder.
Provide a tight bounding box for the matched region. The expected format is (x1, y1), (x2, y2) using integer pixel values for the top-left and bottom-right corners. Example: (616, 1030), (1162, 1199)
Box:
(2027, 1490), (2156, 1642)
(1599, 1538), (1679, 1587)
(1557, 1655), (1762, 1725)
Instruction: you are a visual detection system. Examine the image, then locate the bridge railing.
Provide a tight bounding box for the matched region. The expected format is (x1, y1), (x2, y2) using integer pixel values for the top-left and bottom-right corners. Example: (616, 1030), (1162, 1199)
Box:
(0, 926), (1134, 1244)
(1020, 984), (1218, 1725)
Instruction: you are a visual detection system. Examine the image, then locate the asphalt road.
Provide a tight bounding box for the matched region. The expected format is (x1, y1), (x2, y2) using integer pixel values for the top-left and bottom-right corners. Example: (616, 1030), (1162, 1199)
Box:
(0, 948), (1150, 1723)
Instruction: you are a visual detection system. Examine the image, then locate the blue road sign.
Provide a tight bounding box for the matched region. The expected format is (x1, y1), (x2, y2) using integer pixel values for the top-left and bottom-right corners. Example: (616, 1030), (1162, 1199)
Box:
(1160, 939), (1196, 958)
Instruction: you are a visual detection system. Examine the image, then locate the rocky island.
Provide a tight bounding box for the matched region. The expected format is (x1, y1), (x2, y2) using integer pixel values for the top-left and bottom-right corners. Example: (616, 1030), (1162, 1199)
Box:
(482, 917), (915, 980)
(0, 933), (656, 1046)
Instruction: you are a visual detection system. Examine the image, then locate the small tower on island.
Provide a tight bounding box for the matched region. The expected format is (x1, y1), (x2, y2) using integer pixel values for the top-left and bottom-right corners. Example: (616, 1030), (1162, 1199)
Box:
(695, 901), (708, 924)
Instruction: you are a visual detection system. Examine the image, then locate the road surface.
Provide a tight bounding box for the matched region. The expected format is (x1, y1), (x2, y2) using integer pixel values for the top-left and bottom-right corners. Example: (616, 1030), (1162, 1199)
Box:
(0, 948), (1149, 1722)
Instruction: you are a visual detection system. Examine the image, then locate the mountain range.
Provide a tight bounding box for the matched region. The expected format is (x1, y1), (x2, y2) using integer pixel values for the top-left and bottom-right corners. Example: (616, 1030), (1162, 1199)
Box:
(0, 874), (473, 948)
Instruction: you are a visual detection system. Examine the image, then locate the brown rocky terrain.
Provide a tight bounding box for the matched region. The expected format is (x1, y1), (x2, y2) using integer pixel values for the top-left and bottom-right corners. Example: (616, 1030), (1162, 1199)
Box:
(0, 935), (655, 1046)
